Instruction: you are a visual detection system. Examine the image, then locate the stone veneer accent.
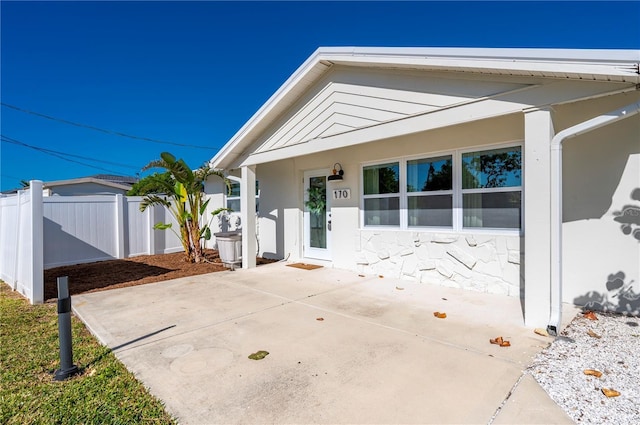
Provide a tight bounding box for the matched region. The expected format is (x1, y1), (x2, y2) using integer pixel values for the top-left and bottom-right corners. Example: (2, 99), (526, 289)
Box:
(354, 230), (522, 297)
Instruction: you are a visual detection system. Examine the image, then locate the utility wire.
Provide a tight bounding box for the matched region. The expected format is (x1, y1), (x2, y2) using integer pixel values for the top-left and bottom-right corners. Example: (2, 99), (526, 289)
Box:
(1, 134), (140, 170)
(1, 174), (24, 182)
(1, 102), (217, 150)
(1, 135), (136, 176)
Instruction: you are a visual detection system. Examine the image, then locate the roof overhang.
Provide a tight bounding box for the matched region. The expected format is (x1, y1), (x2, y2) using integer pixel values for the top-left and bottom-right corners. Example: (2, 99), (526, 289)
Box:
(210, 47), (640, 170)
(44, 177), (133, 191)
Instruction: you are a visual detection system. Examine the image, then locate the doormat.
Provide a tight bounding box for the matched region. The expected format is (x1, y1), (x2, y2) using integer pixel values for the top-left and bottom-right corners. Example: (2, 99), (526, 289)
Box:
(286, 263), (324, 270)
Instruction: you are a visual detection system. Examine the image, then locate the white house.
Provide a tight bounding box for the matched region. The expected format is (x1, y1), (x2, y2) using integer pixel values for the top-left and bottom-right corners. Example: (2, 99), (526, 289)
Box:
(41, 174), (137, 196)
(206, 47), (640, 331)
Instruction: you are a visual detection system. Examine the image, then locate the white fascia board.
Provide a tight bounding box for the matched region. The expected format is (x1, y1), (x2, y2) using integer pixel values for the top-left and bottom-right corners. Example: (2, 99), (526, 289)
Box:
(328, 55), (639, 82)
(321, 46), (640, 64)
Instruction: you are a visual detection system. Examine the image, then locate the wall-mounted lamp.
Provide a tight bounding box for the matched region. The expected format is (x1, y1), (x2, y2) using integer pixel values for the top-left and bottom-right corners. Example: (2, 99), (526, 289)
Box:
(328, 163), (344, 181)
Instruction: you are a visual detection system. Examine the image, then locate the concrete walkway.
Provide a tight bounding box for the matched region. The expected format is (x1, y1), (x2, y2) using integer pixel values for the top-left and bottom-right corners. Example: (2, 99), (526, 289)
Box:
(72, 262), (577, 424)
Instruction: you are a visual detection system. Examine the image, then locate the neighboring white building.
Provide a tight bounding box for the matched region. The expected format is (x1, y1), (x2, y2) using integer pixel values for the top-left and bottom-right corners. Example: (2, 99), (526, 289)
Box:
(206, 47), (640, 330)
(42, 174), (137, 196)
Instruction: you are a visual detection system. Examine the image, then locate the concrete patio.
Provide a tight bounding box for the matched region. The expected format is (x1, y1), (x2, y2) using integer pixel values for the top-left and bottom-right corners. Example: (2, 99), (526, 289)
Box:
(72, 262), (578, 424)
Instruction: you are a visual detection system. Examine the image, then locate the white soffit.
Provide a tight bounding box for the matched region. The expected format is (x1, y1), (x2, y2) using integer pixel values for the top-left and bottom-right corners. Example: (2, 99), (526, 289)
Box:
(210, 47), (640, 170)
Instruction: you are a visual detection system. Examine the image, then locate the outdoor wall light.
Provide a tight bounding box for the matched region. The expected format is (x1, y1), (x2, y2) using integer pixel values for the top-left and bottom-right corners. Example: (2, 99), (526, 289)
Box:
(328, 163), (344, 181)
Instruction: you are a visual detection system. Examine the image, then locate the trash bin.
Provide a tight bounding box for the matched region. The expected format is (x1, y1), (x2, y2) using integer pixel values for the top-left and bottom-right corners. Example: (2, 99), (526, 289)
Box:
(214, 231), (242, 270)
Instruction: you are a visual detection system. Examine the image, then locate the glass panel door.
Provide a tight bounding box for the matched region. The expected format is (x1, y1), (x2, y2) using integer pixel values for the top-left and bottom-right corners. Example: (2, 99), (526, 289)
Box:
(304, 170), (331, 260)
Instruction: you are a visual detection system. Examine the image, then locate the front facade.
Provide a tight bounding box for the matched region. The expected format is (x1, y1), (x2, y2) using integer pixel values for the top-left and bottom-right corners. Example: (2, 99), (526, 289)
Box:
(207, 47), (640, 329)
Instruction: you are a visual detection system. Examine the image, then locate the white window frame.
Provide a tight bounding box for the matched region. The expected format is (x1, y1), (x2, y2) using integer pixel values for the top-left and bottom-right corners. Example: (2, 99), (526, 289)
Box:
(406, 153), (455, 229)
(459, 144), (523, 232)
(362, 161), (401, 227)
(226, 176), (260, 215)
(360, 142), (523, 234)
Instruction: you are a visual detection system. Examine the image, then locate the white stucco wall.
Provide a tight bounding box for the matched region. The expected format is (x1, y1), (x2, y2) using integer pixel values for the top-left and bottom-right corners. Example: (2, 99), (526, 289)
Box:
(559, 93), (640, 315)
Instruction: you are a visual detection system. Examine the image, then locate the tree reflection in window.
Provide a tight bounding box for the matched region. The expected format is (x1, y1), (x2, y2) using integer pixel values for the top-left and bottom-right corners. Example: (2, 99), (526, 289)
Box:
(462, 147), (521, 189)
(364, 163), (399, 195)
(407, 156), (452, 192)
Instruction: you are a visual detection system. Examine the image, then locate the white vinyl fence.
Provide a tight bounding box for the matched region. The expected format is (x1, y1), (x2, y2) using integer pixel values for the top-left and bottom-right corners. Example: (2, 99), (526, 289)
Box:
(0, 181), (182, 303)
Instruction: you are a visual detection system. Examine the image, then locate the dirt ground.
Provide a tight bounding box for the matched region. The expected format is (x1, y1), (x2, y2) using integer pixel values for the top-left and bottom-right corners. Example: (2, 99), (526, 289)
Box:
(44, 250), (275, 302)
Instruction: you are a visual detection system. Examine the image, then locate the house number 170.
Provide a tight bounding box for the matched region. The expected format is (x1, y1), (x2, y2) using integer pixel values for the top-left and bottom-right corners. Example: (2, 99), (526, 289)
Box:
(332, 189), (351, 200)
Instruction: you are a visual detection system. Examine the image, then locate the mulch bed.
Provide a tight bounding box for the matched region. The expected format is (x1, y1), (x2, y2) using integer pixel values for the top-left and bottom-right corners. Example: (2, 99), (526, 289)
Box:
(44, 249), (276, 302)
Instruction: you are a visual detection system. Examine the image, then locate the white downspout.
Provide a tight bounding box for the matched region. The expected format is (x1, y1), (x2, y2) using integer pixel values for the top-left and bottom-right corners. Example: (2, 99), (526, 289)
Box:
(547, 100), (640, 336)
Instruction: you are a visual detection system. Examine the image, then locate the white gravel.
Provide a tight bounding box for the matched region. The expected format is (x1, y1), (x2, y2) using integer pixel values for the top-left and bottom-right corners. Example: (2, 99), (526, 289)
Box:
(528, 312), (640, 425)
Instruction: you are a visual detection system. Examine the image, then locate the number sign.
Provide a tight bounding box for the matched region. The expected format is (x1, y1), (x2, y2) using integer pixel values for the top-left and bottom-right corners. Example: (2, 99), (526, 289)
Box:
(332, 189), (351, 200)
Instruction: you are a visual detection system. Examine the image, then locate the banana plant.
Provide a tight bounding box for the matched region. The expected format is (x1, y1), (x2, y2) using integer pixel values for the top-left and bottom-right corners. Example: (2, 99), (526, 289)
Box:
(139, 152), (229, 263)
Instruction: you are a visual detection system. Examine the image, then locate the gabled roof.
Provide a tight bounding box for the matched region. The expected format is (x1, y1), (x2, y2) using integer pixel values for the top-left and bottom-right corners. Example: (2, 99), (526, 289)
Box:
(89, 174), (139, 185)
(44, 175), (136, 191)
(210, 47), (640, 170)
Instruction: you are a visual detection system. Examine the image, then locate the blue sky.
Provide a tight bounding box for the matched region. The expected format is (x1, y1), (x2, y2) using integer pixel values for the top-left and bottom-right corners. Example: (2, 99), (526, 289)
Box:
(1, 1), (639, 192)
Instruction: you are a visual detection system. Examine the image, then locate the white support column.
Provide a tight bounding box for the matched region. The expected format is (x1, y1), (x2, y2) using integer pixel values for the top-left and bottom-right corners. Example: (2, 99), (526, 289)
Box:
(241, 165), (257, 269)
(115, 194), (125, 259)
(29, 180), (44, 304)
(523, 108), (555, 328)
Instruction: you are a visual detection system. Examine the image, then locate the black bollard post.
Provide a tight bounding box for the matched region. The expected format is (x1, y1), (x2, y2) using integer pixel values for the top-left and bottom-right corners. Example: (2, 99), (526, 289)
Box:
(54, 276), (79, 381)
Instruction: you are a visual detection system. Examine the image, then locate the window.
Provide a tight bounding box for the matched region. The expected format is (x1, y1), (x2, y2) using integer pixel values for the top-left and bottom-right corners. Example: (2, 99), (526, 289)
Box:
(407, 155), (453, 227)
(226, 181), (241, 212)
(363, 162), (400, 226)
(361, 145), (522, 231)
(226, 178), (259, 213)
(461, 147), (521, 229)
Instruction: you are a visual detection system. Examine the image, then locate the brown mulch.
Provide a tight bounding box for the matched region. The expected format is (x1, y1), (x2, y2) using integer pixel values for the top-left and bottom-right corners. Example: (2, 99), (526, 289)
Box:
(44, 249), (276, 302)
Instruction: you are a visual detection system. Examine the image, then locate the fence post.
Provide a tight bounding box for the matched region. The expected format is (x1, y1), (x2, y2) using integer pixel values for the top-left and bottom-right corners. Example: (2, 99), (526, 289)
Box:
(115, 194), (125, 259)
(147, 204), (156, 255)
(11, 190), (22, 291)
(30, 180), (44, 304)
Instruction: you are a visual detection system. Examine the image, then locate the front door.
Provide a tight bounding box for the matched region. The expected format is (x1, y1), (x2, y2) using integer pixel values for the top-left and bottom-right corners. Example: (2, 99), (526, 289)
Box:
(304, 170), (331, 261)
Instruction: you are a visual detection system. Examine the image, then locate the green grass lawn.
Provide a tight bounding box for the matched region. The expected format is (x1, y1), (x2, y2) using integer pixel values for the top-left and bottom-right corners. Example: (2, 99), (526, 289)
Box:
(0, 282), (177, 424)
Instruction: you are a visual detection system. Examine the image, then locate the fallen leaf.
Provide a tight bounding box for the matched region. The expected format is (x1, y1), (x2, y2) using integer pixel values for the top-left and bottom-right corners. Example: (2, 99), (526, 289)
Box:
(602, 388), (620, 397)
(499, 340), (511, 347)
(584, 369), (603, 378)
(358, 274), (365, 277)
(396, 286), (404, 290)
(433, 312), (447, 319)
(490, 336), (504, 345)
(316, 317), (324, 321)
(583, 311), (598, 320)
(534, 328), (549, 337)
(587, 329), (602, 339)
(248, 350), (269, 360)
(378, 275), (384, 278)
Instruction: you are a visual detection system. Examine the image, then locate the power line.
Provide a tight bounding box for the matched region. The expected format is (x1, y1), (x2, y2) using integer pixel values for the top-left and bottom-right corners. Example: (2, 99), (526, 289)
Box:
(1, 102), (217, 151)
(1, 134), (138, 176)
(1, 134), (140, 170)
(1, 174), (24, 182)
